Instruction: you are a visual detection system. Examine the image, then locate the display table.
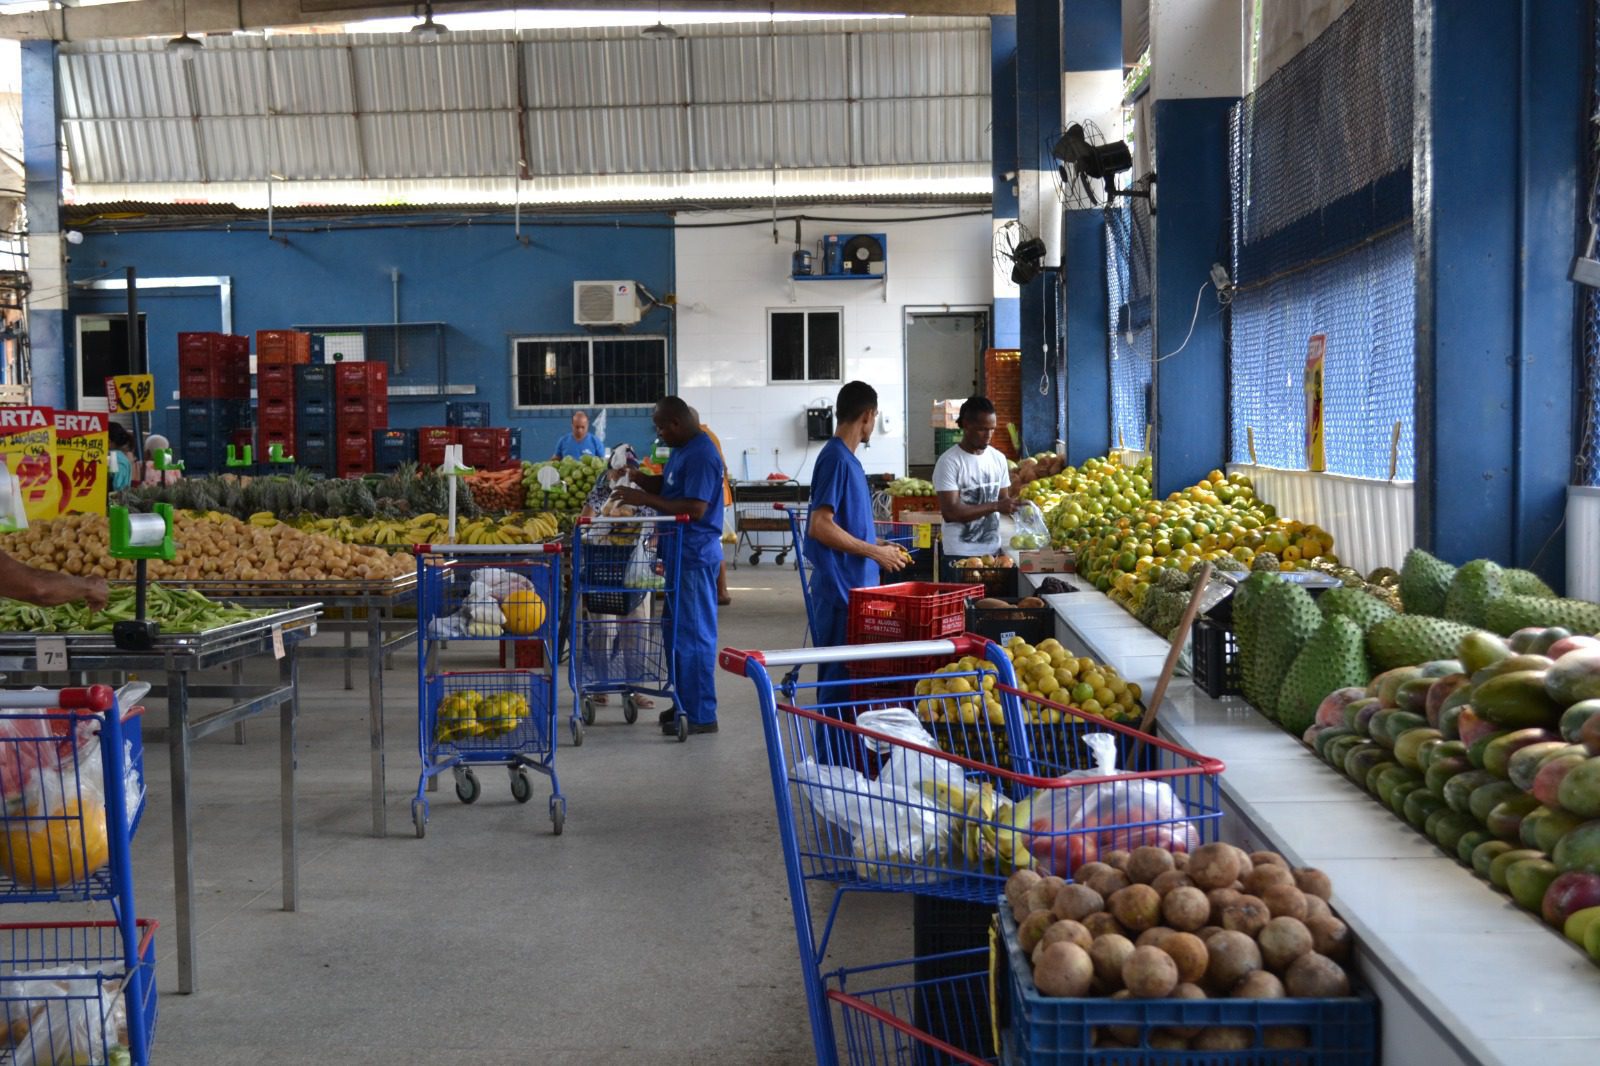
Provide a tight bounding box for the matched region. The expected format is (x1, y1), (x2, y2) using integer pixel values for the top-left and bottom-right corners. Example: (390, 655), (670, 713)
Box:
(1021, 571), (1600, 1066)
(0, 607), (318, 995)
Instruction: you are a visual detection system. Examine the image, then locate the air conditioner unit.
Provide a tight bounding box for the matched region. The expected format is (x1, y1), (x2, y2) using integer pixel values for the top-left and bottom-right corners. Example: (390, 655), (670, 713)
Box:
(820, 234), (887, 276)
(573, 281), (641, 326)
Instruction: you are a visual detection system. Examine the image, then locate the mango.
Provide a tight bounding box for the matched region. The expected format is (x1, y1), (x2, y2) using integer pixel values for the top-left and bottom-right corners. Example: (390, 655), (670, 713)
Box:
(1489, 847), (1546, 890)
(1472, 838), (1513, 878)
(1468, 780), (1525, 824)
(1589, 916), (1600, 963)
(1459, 631), (1513, 674)
(1375, 765), (1421, 807)
(1559, 699), (1600, 744)
(1325, 735), (1366, 770)
(1395, 677), (1435, 717)
(1373, 666), (1423, 708)
(1345, 745), (1394, 785)
(1585, 712), (1600, 756)
(1474, 671), (1562, 731)
(1459, 713), (1501, 753)
(1483, 729), (1556, 779)
(1365, 759), (1398, 796)
(1457, 829), (1493, 865)
(1424, 754), (1472, 797)
(1532, 809), (1584, 864)
(1531, 753), (1588, 810)
(1442, 769), (1498, 814)
(1563, 904), (1600, 944)
(1394, 728), (1442, 772)
(1507, 742), (1573, 793)
(1486, 794), (1541, 842)
(1313, 726), (1354, 761)
(1428, 809), (1478, 854)
(1389, 780), (1424, 817)
(1470, 654), (1555, 687)
(1505, 858), (1560, 912)
(1316, 687), (1370, 730)
(1556, 758), (1600, 819)
(1552, 821), (1600, 875)
(1344, 698), (1382, 737)
(1404, 790), (1448, 830)
(1545, 648), (1600, 707)
(1422, 659), (1465, 678)
(1425, 674), (1469, 728)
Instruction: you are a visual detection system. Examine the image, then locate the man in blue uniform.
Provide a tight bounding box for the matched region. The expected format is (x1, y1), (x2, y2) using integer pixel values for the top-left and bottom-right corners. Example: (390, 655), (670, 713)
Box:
(552, 410), (605, 460)
(613, 396), (724, 736)
(805, 381), (908, 688)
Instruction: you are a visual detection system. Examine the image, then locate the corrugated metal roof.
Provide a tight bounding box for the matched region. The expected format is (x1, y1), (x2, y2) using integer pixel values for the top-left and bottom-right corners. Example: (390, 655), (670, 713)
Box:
(57, 18), (990, 203)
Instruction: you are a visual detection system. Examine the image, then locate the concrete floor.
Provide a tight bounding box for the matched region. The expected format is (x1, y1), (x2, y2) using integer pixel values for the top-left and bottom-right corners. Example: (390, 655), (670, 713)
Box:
(126, 559), (915, 1064)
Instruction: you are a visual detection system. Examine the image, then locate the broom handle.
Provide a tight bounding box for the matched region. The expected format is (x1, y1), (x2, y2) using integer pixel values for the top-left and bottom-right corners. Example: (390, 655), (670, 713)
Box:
(1133, 562), (1214, 756)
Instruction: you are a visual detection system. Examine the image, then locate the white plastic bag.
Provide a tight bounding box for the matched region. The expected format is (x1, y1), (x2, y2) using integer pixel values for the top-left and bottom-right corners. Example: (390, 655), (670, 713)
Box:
(1010, 501), (1049, 550)
(470, 569), (532, 602)
(0, 966), (123, 1066)
(793, 750), (948, 883)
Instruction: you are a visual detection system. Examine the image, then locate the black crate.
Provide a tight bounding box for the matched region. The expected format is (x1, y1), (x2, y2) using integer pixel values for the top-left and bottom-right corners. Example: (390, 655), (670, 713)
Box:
(912, 895), (993, 1060)
(295, 411), (334, 446)
(507, 426), (523, 461)
(373, 428), (417, 472)
(446, 401), (490, 427)
(294, 365), (333, 410)
(949, 566), (1019, 599)
(1192, 615), (1241, 697)
(964, 597), (1055, 646)
(297, 433), (332, 475)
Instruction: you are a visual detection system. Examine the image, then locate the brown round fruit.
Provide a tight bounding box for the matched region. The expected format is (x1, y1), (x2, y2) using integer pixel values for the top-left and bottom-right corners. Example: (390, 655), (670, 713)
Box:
(1242, 864), (1295, 897)
(1103, 849), (1132, 871)
(1101, 991), (1140, 1045)
(1160, 886), (1210, 932)
(1228, 845), (1255, 877)
(1257, 916), (1315, 973)
(1166, 983), (1208, 1038)
(1305, 915), (1351, 962)
(1302, 895), (1333, 924)
(1160, 931), (1208, 984)
(1006, 869), (1043, 916)
(1024, 879), (1061, 918)
(1195, 925), (1222, 943)
(1073, 861), (1114, 884)
(1250, 850), (1289, 869)
(1122, 945), (1180, 998)
(1148, 1030), (1189, 1051)
(1083, 912), (1125, 938)
(1264, 1026), (1311, 1049)
(1293, 867), (1334, 901)
(1052, 883), (1105, 923)
(1231, 970), (1286, 998)
(1261, 883), (1309, 921)
(1018, 910), (1055, 954)
(1109, 884), (1163, 933)
(1126, 846), (1177, 885)
(1089, 934), (1136, 992)
(1033, 920), (1093, 965)
(1151, 869), (1195, 897)
(1171, 850), (1190, 870)
(1221, 895), (1271, 937)
(1034, 941), (1095, 997)
(1192, 1026), (1254, 1051)
(1206, 890), (1241, 929)
(1187, 843), (1242, 890)
(1136, 926), (1175, 949)
(1203, 930), (1262, 992)
(1085, 867), (1131, 900)
(1284, 951), (1350, 998)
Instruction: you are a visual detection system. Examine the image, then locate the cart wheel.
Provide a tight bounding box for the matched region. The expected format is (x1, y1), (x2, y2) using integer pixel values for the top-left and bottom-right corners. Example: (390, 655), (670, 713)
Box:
(454, 768), (480, 805)
(675, 715), (689, 743)
(550, 798), (566, 836)
(622, 693), (639, 725)
(749, 552), (762, 566)
(411, 798), (427, 839)
(581, 696), (597, 726)
(775, 550), (788, 565)
(570, 718), (585, 747)
(510, 768), (532, 804)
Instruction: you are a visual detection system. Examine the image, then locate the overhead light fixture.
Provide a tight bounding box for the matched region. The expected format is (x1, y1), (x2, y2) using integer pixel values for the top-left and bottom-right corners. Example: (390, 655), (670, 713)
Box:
(411, 1), (448, 41)
(166, 0), (202, 60)
(544, 350), (558, 378)
(641, 22), (678, 40)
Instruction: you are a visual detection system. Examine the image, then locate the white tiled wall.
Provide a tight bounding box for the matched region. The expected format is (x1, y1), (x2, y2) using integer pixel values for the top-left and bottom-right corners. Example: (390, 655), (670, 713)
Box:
(675, 207), (994, 482)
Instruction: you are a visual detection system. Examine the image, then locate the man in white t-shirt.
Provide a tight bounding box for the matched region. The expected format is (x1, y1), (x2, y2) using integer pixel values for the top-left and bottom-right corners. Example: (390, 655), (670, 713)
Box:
(931, 395), (1017, 579)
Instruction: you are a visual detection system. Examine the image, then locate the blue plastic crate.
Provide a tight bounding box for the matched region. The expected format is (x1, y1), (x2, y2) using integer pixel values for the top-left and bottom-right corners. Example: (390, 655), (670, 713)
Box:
(374, 428), (417, 472)
(446, 401), (490, 428)
(996, 905), (1378, 1064)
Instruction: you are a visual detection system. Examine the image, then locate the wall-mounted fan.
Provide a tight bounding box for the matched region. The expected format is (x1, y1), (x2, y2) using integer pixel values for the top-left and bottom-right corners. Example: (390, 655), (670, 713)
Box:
(993, 220), (1047, 285)
(1053, 122), (1145, 207)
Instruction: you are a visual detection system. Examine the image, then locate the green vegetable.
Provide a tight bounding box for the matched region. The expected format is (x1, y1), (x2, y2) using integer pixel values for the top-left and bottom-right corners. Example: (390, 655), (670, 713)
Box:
(0, 584), (268, 635)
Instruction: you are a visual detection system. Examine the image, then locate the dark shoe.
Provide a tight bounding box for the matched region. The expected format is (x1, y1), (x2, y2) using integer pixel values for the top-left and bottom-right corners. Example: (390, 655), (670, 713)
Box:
(660, 717), (719, 736)
(658, 709), (676, 726)
(717, 596), (733, 606)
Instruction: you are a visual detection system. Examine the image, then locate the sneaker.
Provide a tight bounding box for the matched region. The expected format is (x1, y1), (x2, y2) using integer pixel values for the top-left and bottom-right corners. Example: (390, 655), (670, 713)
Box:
(658, 709), (675, 726)
(660, 716), (719, 736)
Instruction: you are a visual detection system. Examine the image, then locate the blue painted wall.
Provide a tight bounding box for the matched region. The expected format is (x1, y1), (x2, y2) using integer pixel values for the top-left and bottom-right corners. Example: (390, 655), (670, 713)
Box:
(66, 213), (675, 459)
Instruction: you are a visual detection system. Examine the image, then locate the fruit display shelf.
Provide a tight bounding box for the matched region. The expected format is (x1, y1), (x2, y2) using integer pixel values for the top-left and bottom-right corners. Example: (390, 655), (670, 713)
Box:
(1016, 570), (1600, 1066)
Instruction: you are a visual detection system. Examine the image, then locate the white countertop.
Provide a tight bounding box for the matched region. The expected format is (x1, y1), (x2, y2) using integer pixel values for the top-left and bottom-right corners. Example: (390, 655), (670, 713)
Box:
(1023, 571), (1600, 1066)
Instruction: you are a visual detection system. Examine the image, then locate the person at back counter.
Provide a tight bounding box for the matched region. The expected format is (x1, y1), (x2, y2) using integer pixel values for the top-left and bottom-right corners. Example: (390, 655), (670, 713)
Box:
(933, 395), (1017, 581)
(552, 410), (605, 461)
(0, 551), (108, 610)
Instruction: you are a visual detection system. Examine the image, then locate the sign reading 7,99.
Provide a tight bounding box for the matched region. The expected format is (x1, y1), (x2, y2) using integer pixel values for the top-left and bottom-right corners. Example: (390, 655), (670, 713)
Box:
(106, 374), (155, 414)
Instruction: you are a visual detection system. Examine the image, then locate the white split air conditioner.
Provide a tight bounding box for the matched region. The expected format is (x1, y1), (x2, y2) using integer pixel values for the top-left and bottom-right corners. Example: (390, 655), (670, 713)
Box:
(573, 281), (642, 326)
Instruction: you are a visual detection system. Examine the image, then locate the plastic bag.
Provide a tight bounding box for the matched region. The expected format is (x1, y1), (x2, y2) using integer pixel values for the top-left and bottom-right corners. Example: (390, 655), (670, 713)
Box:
(0, 713), (62, 803)
(1, 966), (124, 1066)
(794, 759), (948, 883)
(1021, 733), (1199, 875)
(1010, 501), (1048, 551)
(69, 728), (142, 833)
(469, 568), (533, 603)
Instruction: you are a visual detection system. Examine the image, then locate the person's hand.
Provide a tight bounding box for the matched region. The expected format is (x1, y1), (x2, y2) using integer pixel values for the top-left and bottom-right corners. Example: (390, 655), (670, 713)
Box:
(79, 576), (109, 612)
(870, 543), (910, 572)
(611, 486), (647, 507)
(996, 495), (1020, 516)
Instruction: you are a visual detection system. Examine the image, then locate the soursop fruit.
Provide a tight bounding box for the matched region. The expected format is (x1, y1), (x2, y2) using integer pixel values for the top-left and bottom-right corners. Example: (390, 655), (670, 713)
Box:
(1277, 616), (1370, 737)
(1317, 586), (1398, 635)
(1366, 615), (1479, 672)
(1243, 579), (1321, 720)
(1483, 593), (1600, 637)
(1502, 569), (1556, 599)
(1251, 552), (1282, 573)
(1443, 559), (1506, 628)
(1399, 549), (1455, 616)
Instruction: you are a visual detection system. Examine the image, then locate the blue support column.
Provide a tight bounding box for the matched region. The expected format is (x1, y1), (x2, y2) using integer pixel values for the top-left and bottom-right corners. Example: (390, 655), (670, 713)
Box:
(1414, 0), (1583, 579)
(21, 40), (65, 409)
(1015, 0), (1062, 455)
(1151, 97), (1233, 496)
(991, 16), (1020, 348)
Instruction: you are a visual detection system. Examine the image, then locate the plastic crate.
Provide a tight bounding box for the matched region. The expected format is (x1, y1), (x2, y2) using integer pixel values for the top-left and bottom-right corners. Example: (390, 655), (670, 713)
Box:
(845, 652), (948, 700)
(913, 896), (994, 1059)
(447, 401), (491, 427)
(996, 905), (1378, 1064)
(1192, 616), (1241, 698)
(418, 427), (457, 468)
(965, 598), (1054, 646)
(848, 581), (982, 642)
(891, 494), (940, 521)
(948, 566), (1020, 599)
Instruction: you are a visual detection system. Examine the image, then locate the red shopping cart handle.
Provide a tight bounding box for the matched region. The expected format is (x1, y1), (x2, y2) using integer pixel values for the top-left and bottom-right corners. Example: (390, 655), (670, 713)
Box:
(57, 686), (114, 713)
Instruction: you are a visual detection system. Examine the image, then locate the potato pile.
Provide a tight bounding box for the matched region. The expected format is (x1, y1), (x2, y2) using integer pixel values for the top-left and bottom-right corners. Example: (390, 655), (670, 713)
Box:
(0, 511), (412, 584)
(1006, 843), (1355, 1053)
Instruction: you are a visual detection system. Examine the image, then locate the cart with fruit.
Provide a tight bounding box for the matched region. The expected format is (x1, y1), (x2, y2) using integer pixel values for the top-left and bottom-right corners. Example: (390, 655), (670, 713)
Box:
(413, 543), (565, 836)
(783, 504), (929, 645)
(0, 684), (157, 1065)
(719, 636), (1226, 1065)
(731, 478), (808, 568)
(568, 515), (686, 743)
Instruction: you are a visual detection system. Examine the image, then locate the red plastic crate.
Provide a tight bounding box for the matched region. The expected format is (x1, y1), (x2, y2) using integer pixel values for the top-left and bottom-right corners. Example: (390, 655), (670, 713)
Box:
(846, 582), (984, 642)
(259, 382), (295, 408)
(846, 653), (948, 700)
(257, 363), (294, 387)
(337, 403), (389, 433)
(178, 333), (250, 399)
(418, 426), (457, 467)
(259, 409), (294, 440)
(256, 330), (311, 365)
(335, 362), (388, 391)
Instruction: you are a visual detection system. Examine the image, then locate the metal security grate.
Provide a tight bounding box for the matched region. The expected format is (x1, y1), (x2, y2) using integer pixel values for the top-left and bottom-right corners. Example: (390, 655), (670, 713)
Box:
(1106, 202), (1153, 452)
(1580, 7), (1600, 486)
(512, 335), (667, 409)
(1228, 0), (1415, 480)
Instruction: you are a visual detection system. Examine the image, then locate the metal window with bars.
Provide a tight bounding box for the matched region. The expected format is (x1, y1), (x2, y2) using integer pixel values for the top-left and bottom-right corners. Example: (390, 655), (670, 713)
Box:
(511, 335), (669, 409)
(1106, 202), (1154, 452)
(768, 309), (843, 383)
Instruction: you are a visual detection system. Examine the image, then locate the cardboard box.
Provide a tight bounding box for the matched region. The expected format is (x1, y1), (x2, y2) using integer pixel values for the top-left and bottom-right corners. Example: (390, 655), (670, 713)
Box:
(930, 399), (962, 429)
(897, 511), (944, 527)
(1017, 549), (1074, 574)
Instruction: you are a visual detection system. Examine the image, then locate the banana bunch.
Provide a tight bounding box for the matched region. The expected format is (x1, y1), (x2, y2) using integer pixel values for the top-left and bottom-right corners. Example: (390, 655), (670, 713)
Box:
(247, 511), (279, 528)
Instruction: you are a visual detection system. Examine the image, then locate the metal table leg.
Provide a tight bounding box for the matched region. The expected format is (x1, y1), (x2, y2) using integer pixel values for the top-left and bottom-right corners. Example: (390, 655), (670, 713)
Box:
(342, 607), (354, 690)
(280, 647), (299, 913)
(167, 669), (198, 995)
(368, 608), (386, 837)
(231, 659), (247, 744)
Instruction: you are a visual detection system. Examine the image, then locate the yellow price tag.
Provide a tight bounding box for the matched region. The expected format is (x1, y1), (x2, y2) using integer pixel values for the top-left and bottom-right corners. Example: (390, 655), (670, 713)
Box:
(106, 374), (156, 414)
(914, 523), (932, 549)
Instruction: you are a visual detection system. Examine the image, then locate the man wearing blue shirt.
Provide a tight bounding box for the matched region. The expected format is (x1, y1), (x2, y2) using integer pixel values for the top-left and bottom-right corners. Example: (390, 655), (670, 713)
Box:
(552, 410), (606, 461)
(805, 381), (908, 688)
(612, 396), (725, 736)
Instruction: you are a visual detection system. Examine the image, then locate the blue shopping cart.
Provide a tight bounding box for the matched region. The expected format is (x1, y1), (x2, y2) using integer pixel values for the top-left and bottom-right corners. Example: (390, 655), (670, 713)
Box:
(413, 543), (565, 836)
(781, 503), (931, 646)
(719, 637), (1225, 1065)
(0, 683), (158, 1066)
(568, 515), (687, 744)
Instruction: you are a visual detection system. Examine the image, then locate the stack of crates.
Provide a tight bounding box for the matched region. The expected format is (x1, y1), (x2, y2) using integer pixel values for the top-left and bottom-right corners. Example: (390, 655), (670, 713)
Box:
(373, 427), (417, 472)
(844, 582), (984, 698)
(460, 427), (513, 470)
(177, 332), (251, 474)
(335, 362), (389, 477)
(294, 364), (334, 476)
(418, 426), (457, 469)
(984, 348), (1022, 459)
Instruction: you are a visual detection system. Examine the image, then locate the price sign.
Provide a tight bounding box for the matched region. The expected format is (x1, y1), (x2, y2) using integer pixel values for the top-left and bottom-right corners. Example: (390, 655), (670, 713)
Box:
(54, 412), (107, 516)
(106, 374), (155, 414)
(914, 524), (932, 549)
(271, 625), (285, 660)
(0, 406), (59, 521)
(35, 637), (68, 673)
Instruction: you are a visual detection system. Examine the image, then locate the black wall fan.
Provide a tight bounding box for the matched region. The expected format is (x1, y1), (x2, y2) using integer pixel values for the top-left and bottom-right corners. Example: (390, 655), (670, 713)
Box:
(1053, 122), (1145, 206)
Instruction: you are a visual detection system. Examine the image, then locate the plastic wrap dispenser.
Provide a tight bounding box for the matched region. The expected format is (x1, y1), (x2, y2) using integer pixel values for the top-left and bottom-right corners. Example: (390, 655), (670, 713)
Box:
(109, 504), (176, 650)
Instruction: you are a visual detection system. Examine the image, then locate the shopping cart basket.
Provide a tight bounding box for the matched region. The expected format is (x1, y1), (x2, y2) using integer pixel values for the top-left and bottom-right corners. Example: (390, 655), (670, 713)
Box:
(719, 638), (1225, 1065)
(414, 543), (565, 836)
(568, 515), (687, 744)
(783, 503), (935, 646)
(733, 478), (808, 568)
